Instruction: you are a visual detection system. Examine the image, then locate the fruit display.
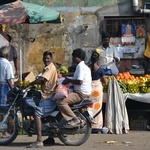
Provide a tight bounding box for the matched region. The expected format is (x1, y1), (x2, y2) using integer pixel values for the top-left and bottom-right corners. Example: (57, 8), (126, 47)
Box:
(18, 80), (30, 87)
(17, 80), (41, 90)
(103, 72), (150, 94)
(117, 80), (128, 93)
(103, 76), (110, 93)
(103, 75), (117, 93)
(57, 66), (69, 74)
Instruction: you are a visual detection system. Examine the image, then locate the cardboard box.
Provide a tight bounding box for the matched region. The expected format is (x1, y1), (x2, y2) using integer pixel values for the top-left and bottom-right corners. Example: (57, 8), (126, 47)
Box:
(22, 71), (35, 82)
(14, 71), (35, 86)
(0, 34), (9, 48)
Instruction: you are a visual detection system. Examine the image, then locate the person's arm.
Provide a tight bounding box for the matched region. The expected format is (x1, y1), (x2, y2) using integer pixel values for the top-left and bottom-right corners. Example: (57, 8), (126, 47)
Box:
(100, 76), (106, 84)
(98, 67), (106, 84)
(114, 56), (119, 62)
(13, 57), (18, 76)
(29, 76), (45, 86)
(113, 46), (120, 63)
(7, 79), (14, 89)
(62, 77), (83, 85)
(68, 78), (83, 85)
(6, 62), (14, 89)
(11, 46), (18, 76)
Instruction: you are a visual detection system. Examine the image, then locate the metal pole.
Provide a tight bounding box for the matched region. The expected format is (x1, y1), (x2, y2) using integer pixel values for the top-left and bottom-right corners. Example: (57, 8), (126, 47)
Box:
(19, 25), (22, 81)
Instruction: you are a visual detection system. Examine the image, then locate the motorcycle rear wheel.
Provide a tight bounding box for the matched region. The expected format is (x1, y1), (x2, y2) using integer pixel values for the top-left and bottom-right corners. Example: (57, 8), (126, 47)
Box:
(0, 112), (18, 145)
(58, 112), (91, 146)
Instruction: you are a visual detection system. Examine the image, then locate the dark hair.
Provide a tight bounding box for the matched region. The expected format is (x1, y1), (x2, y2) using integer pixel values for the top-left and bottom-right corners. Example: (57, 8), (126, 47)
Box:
(101, 31), (110, 39)
(7, 34), (12, 42)
(72, 48), (85, 60)
(91, 51), (99, 63)
(43, 51), (53, 58)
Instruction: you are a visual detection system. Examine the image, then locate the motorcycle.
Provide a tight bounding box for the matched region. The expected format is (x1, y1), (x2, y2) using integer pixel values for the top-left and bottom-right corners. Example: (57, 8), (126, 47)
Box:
(0, 86), (95, 146)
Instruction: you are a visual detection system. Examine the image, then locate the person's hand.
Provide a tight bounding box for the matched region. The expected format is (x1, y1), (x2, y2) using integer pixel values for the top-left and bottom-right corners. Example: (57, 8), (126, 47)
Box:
(15, 70), (19, 79)
(62, 77), (70, 85)
(114, 57), (119, 62)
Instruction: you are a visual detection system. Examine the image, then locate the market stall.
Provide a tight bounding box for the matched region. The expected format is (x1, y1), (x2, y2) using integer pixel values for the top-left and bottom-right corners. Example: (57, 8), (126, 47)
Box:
(102, 73), (150, 134)
(125, 93), (150, 103)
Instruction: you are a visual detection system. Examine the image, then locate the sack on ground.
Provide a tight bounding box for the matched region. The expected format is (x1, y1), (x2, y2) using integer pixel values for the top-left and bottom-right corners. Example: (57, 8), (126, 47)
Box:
(53, 84), (68, 100)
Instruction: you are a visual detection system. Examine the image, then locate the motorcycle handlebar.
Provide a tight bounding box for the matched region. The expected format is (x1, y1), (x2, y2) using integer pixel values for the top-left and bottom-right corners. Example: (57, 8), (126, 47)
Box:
(15, 85), (37, 94)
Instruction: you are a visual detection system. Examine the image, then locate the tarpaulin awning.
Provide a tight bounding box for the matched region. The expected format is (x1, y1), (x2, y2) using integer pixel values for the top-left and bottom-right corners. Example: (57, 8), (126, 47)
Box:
(0, 0), (60, 24)
(0, 0), (61, 81)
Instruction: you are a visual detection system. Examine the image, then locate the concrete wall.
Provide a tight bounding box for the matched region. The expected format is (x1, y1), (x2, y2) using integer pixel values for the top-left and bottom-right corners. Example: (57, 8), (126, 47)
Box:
(3, 0), (149, 76)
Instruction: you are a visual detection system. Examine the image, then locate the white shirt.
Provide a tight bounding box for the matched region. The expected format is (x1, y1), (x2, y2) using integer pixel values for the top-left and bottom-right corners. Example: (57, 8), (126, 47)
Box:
(97, 44), (120, 68)
(0, 58), (14, 82)
(73, 61), (92, 95)
(97, 45), (120, 76)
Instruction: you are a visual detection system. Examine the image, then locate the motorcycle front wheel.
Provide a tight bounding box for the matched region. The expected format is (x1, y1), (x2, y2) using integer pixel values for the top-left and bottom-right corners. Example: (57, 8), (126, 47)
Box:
(58, 111), (92, 146)
(0, 109), (18, 145)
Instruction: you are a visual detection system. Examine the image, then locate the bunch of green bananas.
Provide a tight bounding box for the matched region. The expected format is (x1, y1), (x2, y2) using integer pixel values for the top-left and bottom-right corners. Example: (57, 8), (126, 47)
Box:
(103, 83), (108, 93)
(146, 87), (150, 93)
(57, 66), (69, 74)
(117, 80), (128, 93)
(127, 83), (139, 93)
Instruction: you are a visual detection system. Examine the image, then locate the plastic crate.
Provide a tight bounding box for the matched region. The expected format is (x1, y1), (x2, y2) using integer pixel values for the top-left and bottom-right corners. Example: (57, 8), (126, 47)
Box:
(130, 120), (147, 130)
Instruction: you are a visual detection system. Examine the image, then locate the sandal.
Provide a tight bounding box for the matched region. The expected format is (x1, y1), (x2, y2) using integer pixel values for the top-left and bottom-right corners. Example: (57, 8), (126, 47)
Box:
(26, 142), (44, 148)
(0, 133), (10, 139)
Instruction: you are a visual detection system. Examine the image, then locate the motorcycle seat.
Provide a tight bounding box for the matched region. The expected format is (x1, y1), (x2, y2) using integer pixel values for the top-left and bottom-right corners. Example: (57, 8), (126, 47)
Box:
(72, 98), (94, 107)
(42, 110), (59, 118)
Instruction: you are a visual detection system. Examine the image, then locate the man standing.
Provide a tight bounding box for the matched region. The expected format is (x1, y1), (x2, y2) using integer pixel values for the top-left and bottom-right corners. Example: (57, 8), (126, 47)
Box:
(0, 46), (14, 139)
(97, 32), (120, 76)
(0, 46), (14, 107)
(6, 34), (18, 78)
(57, 48), (92, 128)
(26, 51), (58, 148)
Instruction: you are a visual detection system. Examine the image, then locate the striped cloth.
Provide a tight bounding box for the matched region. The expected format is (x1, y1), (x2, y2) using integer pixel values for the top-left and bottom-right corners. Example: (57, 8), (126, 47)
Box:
(39, 95), (56, 117)
(25, 95), (56, 118)
(0, 83), (10, 107)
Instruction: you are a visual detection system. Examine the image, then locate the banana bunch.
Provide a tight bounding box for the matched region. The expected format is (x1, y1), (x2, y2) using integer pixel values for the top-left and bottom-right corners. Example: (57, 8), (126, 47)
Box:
(117, 80), (128, 93)
(57, 66), (69, 74)
(146, 87), (150, 93)
(103, 83), (108, 93)
(33, 84), (41, 90)
(146, 81), (150, 87)
(127, 80), (139, 93)
(18, 80), (30, 86)
(102, 76), (111, 93)
(139, 86), (147, 93)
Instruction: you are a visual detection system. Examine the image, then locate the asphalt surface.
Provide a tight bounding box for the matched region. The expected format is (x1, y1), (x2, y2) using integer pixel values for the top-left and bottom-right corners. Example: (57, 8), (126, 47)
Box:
(0, 130), (150, 150)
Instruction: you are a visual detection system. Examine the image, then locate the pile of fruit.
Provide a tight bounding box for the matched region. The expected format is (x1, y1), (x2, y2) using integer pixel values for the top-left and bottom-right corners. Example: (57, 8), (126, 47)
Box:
(57, 66), (69, 74)
(103, 72), (150, 94)
(57, 66), (69, 78)
(18, 80), (41, 90)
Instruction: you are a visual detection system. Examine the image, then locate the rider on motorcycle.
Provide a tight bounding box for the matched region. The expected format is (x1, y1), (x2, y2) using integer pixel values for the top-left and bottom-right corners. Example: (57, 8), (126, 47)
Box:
(57, 48), (92, 128)
(26, 51), (58, 148)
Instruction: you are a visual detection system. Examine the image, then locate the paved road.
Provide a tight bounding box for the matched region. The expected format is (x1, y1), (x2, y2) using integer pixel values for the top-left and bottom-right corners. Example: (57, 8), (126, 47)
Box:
(0, 131), (150, 150)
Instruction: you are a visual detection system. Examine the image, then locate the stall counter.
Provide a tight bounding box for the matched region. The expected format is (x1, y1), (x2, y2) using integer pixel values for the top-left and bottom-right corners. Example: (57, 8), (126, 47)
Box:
(103, 93), (150, 104)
